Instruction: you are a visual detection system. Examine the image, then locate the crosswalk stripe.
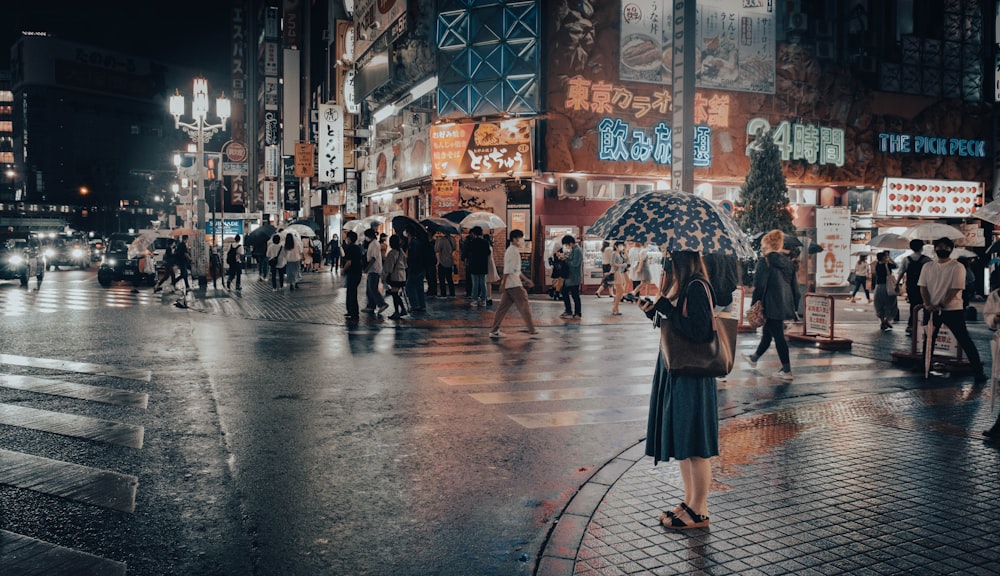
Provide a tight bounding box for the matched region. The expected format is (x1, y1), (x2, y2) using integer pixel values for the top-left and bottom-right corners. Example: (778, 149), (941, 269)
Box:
(0, 353), (151, 382)
(0, 449), (138, 513)
(0, 529), (127, 576)
(509, 406), (649, 428)
(472, 383), (651, 404)
(0, 373), (149, 408)
(441, 353), (885, 386)
(0, 404), (144, 448)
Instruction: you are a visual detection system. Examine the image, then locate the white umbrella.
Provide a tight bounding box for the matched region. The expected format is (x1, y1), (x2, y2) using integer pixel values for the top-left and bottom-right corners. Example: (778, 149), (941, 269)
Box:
(951, 247), (977, 259)
(851, 245), (873, 254)
(869, 233), (911, 250)
(974, 200), (1000, 226)
(342, 220), (367, 234)
(284, 223), (317, 238)
(460, 211), (506, 230)
(901, 223), (965, 242)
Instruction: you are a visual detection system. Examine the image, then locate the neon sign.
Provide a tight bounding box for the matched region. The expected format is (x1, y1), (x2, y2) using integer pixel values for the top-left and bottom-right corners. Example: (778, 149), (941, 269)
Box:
(746, 118), (845, 167)
(877, 133), (986, 157)
(597, 118), (711, 167)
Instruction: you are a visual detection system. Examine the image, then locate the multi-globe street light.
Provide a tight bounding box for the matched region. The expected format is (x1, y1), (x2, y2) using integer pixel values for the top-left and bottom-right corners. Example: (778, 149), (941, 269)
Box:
(168, 78), (229, 256)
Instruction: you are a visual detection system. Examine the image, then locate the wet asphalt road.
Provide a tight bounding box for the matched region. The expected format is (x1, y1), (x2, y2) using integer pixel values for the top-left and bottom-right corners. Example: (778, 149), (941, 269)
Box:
(0, 270), (647, 575)
(3, 269), (988, 575)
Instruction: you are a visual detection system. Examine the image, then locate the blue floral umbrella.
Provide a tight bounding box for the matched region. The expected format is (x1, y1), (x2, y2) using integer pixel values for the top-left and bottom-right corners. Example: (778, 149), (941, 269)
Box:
(589, 190), (753, 258)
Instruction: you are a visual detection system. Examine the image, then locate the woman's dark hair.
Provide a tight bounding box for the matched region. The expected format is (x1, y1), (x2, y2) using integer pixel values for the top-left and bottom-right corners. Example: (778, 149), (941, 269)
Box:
(271, 234), (281, 244)
(345, 231), (358, 243)
(389, 234), (401, 249)
(561, 234), (575, 245)
(664, 251), (708, 299)
(284, 234), (295, 250)
(614, 241), (624, 249)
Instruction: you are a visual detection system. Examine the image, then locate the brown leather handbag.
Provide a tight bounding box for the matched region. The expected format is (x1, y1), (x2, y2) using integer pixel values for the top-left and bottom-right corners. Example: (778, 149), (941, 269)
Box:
(660, 279), (737, 377)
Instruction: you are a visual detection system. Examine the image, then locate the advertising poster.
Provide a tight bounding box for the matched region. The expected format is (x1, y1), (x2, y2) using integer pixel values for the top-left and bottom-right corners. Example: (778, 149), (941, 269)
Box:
(618, 0), (775, 93)
(429, 120), (533, 180)
(816, 207), (851, 287)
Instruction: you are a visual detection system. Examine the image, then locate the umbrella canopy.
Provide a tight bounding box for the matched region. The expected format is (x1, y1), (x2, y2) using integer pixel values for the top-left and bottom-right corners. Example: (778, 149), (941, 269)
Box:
(421, 217), (462, 236)
(460, 211), (506, 230)
(169, 228), (198, 237)
(869, 232), (911, 250)
(343, 220), (368, 234)
(590, 190), (753, 258)
(974, 200), (1000, 225)
(987, 240), (1000, 254)
(807, 243), (824, 255)
(284, 223), (317, 238)
(442, 210), (472, 224)
(952, 247), (977, 259)
(245, 224), (277, 248)
(901, 223), (964, 242)
(129, 230), (161, 254)
(783, 235), (803, 249)
(851, 245), (873, 254)
(288, 219), (321, 233)
(391, 215), (428, 240)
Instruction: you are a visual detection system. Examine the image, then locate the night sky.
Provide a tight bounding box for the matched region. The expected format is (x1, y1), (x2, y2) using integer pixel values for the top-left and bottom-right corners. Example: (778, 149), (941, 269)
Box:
(4, 1), (232, 76)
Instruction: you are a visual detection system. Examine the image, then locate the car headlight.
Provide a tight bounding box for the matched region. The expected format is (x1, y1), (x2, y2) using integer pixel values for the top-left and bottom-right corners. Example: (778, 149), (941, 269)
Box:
(9, 255), (24, 265)
(105, 258), (117, 266)
(72, 248), (84, 258)
(44, 248), (55, 258)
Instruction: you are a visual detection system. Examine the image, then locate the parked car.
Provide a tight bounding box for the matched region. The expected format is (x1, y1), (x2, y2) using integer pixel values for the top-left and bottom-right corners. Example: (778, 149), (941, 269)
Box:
(97, 233), (140, 286)
(0, 232), (43, 287)
(45, 233), (90, 270)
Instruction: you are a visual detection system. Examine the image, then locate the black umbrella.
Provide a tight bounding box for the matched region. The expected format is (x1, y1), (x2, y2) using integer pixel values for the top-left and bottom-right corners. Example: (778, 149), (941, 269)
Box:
(988, 240), (1000, 254)
(421, 217), (461, 236)
(245, 224), (277, 248)
(784, 236), (804, 249)
(441, 210), (472, 224)
(391, 215), (428, 241)
(288, 218), (321, 233)
(807, 243), (824, 254)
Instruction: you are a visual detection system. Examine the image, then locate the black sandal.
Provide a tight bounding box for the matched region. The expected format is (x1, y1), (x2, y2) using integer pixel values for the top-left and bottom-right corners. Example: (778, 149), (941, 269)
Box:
(660, 503), (710, 530)
(659, 502), (686, 520)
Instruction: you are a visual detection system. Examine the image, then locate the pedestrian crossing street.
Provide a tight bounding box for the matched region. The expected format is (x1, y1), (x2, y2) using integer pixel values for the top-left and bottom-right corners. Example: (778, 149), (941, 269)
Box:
(0, 284), (170, 315)
(388, 323), (919, 429)
(0, 353), (150, 575)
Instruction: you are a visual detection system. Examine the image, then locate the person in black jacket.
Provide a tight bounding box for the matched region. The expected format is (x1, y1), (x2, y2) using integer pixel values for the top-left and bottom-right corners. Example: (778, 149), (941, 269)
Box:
(341, 231), (365, 320)
(744, 229), (798, 381)
(403, 228), (427, 311)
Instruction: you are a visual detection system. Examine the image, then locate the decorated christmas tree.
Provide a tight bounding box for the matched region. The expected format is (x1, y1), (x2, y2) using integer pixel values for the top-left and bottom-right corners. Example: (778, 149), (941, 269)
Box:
(736, 129), (794, 237)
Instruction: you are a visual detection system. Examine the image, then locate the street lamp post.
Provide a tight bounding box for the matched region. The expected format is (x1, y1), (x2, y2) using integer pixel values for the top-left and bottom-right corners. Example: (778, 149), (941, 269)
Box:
(169, 78), (230, 274)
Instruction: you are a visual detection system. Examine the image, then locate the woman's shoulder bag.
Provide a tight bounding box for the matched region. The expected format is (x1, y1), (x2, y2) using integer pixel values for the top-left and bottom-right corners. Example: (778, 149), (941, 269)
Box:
(660, 278), (737, 377)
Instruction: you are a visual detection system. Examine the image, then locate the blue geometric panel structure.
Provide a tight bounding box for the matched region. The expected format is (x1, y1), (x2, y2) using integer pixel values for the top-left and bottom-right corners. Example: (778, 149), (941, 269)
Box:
(436, 0), (539, 118)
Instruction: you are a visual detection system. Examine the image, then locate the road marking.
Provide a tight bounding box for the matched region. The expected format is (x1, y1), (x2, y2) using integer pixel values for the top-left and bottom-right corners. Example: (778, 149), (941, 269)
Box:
(509, 406), (649, 428)
(0, 373), (149, 408)
(0, 404), (144, 449)
(0, 449), (138, 513)
(0, 529), (126, 576)
(0, 353), (151, 382)
(472, 383), (651, 404)
(442, 354), (883, 387)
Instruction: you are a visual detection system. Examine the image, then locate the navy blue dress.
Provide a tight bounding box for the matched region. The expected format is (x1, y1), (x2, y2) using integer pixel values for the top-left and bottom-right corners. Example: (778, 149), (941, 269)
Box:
(645, 278), (720, 464)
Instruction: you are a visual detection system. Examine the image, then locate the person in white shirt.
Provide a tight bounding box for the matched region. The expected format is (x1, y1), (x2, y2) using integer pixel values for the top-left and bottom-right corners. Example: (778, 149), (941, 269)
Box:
(363, 228), (388, 314)
(283, 233), (304, 291)
(918, 236), (985, 381)
(225, 234), (245, 290)
(489, 229), (536, 337)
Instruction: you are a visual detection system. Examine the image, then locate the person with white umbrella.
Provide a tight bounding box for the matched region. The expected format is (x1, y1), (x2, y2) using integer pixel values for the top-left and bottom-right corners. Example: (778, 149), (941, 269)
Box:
(896, 239), (933, 334)
(918, 237), (987, 382)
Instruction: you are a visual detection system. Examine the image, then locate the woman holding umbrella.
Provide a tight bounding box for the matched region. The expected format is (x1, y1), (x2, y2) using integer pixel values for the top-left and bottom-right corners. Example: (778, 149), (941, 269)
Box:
(638, 250), (717, 530)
